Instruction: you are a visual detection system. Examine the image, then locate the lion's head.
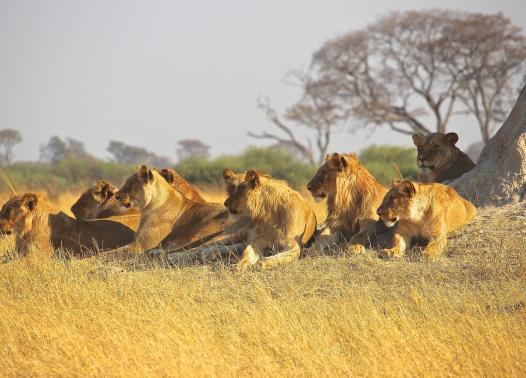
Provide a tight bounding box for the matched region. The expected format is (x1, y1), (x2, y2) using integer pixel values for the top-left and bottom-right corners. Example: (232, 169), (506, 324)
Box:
(376, 180), (416, 228)
(307, 153), (362, 202)
(0, 193), (40, 236)
(115, 165), (156, 209)
(223, 170), (260, 215)
(157, 168), (204, 203)
(412, 132), (459, 173)
(71, 180), (120, 220)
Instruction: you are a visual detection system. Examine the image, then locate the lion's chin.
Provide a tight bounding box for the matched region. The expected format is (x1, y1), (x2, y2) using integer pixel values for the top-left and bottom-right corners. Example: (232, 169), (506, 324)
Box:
(419, 165), (435, 172)
(312, 194), (327, 203)
(381, 218), (399, 228)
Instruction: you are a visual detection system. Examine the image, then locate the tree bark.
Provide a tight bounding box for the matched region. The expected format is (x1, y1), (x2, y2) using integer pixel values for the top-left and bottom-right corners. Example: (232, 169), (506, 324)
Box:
(451, 85), (526, 206)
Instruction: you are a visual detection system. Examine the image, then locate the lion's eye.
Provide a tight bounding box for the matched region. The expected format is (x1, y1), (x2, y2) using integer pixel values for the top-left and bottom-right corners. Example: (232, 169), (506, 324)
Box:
(432, 145), (439, 150)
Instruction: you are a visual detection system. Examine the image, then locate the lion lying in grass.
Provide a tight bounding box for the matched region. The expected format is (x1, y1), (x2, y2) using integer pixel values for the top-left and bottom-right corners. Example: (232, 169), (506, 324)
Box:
(220, 170), (317, 270)
(377, 180), (477, 260)
(163, 169), (317, 267)
(70, 180), (140, 230)
(307, 153), (389, 253)
(113, 165), (237, 253)
(0, 193), (135, 259)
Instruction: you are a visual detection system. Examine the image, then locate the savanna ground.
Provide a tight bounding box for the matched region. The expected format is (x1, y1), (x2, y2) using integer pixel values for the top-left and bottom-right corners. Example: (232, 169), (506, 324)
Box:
(0, 188), (525, 376)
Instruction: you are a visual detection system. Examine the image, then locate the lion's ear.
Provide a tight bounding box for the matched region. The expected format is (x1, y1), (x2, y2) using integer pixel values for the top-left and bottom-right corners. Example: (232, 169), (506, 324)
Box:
(325, 154), (332, 162)
(412, 134), (424, 146)
(160, 169), (175, 184)
(329, 153), (344, 170)
(245, 170), (260, 189)
(340, 155), (349, 169)
(444, 132), (459, 146)
(138, 165), (154, 183)
(399, 181), (416, 197)
(392, 178), (401, 187)
(22, 193), (38, 211)
(222, 168), (235, 183)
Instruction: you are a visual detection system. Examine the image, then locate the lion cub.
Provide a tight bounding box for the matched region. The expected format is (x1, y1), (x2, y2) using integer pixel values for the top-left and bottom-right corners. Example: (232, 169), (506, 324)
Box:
(377, 180), (477, 260)
(224, 170), (317, 269)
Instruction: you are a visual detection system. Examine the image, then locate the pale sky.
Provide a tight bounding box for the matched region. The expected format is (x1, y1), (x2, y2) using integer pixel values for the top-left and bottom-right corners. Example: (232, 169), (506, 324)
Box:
(1, 0), (525, 162)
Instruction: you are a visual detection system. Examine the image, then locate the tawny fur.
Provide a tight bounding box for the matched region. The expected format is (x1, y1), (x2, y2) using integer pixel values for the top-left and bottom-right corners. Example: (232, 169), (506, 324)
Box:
(307, 153), (387, 252)
(225, 171), (317, 270)
(156, 168), (206, 203)
(114, 166), (237, 254)
(413, 132), (475, 183)
(0, 193), (135, 258)
(378, 180), (477, 260)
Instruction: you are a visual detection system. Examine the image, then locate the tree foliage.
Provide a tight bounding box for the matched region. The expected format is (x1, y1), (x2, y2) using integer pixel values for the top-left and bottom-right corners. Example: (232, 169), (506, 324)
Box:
(0, 129), (22, 165)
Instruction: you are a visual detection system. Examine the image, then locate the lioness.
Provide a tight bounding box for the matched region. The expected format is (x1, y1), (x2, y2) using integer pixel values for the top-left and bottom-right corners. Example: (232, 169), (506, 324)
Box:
(156, 168), (205, 203)
(223, 170), (317, 270)
(71, 180), (140, 230)
(307, 153), (388, 253)
(412, 132), (475, 183)
(114, 165), (237, 253)
(377, 180), (477, 260)
(0, 193), (135, 258)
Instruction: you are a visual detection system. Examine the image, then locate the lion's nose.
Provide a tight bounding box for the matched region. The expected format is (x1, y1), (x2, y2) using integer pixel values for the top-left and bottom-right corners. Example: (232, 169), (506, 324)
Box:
(307, 183), (313, 191)
(377, 208), (383, 216)
(418, 155), (426, 162)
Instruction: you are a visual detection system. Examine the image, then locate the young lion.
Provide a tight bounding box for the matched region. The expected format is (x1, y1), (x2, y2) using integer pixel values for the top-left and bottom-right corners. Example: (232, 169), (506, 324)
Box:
(307, 153), (388, 253)
(163, 169), (298, 266)
(412, 132), (475, 183)
(0, 193), (135, 258)
(114, 165), (236, 253)
(377, 180), (477, 260)
(223, 170), (317, 269)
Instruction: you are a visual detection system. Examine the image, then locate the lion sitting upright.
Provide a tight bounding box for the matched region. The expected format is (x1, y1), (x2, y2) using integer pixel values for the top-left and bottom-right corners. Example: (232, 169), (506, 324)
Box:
(377, 180), (477, 260)
(412, 132), (475, 183)
(307, 153), (388, 253)
(223, 170), (317, 270)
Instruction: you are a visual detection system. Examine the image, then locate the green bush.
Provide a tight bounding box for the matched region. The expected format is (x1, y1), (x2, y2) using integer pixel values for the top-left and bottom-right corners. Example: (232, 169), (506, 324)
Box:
(359, 145), (418, 186)
(175, 147), (316, 189)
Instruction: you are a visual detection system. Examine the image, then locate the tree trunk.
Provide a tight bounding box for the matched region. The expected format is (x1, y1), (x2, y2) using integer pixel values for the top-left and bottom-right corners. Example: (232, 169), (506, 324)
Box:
(451, 85), (526, 207)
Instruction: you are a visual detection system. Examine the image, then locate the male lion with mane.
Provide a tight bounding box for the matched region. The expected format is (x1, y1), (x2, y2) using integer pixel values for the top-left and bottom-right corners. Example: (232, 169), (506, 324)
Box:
(377, 180), (477, 260)
(412, 132), (475, 183)
(307, 153), (388, 253)
(222, 170), (317, 269)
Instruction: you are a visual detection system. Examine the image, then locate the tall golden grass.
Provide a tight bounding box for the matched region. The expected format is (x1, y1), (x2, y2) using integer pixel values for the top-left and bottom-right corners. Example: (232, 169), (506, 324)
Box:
(0, 189), (524, 376)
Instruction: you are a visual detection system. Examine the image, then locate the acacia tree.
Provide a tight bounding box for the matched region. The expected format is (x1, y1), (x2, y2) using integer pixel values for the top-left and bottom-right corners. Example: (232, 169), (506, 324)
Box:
(0, 129), (22, 165)
(250, 72), (348, 165)
(310, 10), (526, 140)
(39, 136), (91, 164)
(176, 139), (210, 161)
(443, 13), (526, 142)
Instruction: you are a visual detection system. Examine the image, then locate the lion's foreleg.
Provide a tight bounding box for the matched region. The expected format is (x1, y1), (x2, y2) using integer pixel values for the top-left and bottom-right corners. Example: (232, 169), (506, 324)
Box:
(348, 219), (377, 254)
(198, 242), (246, 263)
(258, 240), (301, 270)
(422, 221), (447, 261)
(233, 244), (260, 270)
(379, 232), (408, 258)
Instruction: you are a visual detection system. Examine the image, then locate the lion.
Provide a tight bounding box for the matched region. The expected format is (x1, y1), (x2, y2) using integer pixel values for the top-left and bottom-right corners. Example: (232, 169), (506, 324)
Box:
(307, 153), (388, 253)
(0, 193), (135, 258)
(376, 180), (477, 260)
(156, 168), (205, 203)
(412, 132), (475, 183)
(161, 169), (287, 266)
(114, 165), (237, 254)
(221, 170), (317, 270)
(70, 180), (140, 230)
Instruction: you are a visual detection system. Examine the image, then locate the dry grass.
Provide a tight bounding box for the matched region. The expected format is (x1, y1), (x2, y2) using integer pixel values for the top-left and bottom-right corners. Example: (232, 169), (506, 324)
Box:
(0, 190), (525, 376)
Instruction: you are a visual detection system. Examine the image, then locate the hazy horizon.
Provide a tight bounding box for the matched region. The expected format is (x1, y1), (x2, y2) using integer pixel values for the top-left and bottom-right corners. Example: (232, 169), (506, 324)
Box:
(1, 0), (525, 163)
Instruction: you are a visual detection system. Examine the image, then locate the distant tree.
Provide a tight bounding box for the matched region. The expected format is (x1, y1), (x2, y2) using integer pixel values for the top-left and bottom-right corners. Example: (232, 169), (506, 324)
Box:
(0, 129), (22, 165)
(176, 139), (210, 161)
(311, 10), (526, 142)
(40, 136), (91, 164)
(107, 141), (172, 167)
(251, 71), (348, 165)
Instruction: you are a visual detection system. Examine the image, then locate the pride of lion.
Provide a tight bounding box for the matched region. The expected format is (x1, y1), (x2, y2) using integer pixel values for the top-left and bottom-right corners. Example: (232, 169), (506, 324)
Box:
(0, 132), (478, 267)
